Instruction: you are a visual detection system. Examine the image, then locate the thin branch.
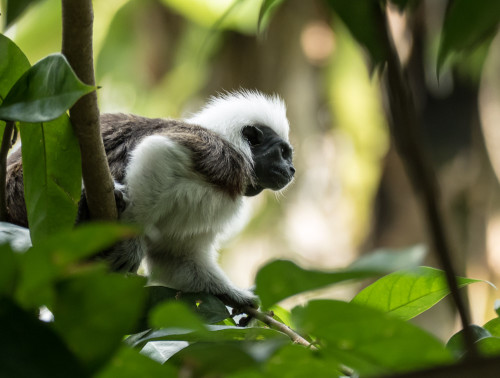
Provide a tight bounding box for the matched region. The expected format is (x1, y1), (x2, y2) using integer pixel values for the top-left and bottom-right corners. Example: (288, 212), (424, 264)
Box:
(0, 121), (15, 221)
(61, 0), (117, 221)
(243, 307), (354, 376)
(380, 10), (477, 357)
(243, 306), (316, 349)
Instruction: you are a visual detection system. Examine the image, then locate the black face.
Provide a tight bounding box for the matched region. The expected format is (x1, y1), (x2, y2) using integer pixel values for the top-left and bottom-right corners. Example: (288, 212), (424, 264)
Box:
(242, 125), (295, 196)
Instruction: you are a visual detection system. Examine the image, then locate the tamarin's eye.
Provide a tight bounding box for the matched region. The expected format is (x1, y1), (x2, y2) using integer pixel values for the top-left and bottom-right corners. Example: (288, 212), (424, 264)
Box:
(242, 125), (263, 146)
(280, 143), (292, 159)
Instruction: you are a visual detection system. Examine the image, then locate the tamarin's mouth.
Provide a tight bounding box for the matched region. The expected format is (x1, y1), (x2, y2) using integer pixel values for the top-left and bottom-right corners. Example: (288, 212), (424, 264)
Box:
(268, 168), (294, 190)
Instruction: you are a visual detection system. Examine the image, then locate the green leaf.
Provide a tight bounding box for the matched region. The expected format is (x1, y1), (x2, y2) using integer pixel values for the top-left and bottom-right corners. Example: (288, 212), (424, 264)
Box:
(173, 342), (257, 374)
(127, 325), (287, 350)
(180, 291), (232, 323)
(16, 223), (138, 308)
(0, 297), (85, 378)
(255, 245), (426, 308)
(447, 325), (491, 358)
(0, 244), (18, 296)
(437, 0), (500, 76)
(0, 33), (31, 144)
(95, 1), (146, 87)
(139, 341), (189, 364)
(484, 317), (500, 337)
(326, 0), (388, 67)
(96, 346), (177, 378)
(0, 53), (95, 122)
(265, 344), (342, 378)
(352, 266), (484, 320)
(257, 0), (284, 33)
(19, 114), (81, 244)
(170, 340), (285, 376)
(52, 270), (147, 373)
(292, 300), (452, 376)
(268, 305), (292, 328)
(349, 244), (426, 270)
(141, 286), (231, 328)
(476, 337), (500, 357)
(4, 0), (43, 28)
(0, 34), (31, 101)
(149, 301), (207, 331)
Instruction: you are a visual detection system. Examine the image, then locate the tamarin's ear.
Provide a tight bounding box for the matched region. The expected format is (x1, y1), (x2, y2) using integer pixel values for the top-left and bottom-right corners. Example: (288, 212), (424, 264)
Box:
(242, 125), (264, 146)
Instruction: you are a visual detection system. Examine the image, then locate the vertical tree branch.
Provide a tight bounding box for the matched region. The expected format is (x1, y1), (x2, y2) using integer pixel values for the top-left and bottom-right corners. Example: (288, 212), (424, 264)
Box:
(0, 121), (15, 221)
(381, 11), (477, 357)
(61, 0), (117, 221)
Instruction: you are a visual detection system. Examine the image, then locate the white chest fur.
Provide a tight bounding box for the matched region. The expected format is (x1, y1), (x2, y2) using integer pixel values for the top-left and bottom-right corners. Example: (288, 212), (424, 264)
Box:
(123, 135), (243, 255)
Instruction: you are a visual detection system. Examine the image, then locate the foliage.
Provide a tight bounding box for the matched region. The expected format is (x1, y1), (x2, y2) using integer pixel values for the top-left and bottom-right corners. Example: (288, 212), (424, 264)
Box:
(0, 35), (85, 244)
(352, 266), (485, 320)
(1, 229), (491, 377)
(1, 0), (500, 377)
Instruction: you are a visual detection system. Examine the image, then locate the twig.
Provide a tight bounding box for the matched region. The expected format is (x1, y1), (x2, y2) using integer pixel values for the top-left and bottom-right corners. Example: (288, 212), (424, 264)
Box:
(243, 306), (316, 349)
(0, 120), (15, 221)
(380, 10), (477, 357)
(61, 0), (117, 221)
(243, 308), (354, 376)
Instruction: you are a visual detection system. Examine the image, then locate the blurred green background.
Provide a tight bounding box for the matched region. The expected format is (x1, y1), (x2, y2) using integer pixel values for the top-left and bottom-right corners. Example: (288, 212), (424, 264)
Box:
(4, 0), (500, 340)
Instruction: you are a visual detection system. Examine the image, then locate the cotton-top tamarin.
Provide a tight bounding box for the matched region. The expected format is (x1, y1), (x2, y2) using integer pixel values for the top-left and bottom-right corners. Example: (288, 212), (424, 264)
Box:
(6, 90), (295, 308)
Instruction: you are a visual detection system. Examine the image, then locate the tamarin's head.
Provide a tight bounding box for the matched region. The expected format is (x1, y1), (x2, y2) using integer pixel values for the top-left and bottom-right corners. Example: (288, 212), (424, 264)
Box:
(187, 90), (294, 196)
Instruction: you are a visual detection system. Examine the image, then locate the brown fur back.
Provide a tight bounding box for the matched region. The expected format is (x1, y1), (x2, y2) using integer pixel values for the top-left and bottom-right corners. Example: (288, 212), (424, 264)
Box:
(5, 114), (253, 226)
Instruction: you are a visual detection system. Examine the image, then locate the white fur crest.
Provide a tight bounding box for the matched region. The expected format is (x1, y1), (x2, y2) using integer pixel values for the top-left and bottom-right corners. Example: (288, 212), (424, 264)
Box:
(186, 90), (289, 161)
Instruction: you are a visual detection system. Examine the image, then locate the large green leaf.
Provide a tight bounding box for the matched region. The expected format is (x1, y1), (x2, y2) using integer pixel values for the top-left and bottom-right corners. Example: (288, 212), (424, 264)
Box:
(255, 245), (426, 308)
(0, 33), (31, 145)
(476, 337), (500, 357)
(292, 300), (452, 376)
(257, 0), (284, 32)
(169, 340), (286, 376)
(0, 297), (85, 378)
(0, 243), (18, 296)
(16, 223), (138, 308)
(149, 301), (207, 331)
(264, 344), (342, 378)
(142, 286), (231, 325)
(95, 0), (146, 87)
(0, 53), (95, 122)
(0, 34), (31, 101)
(19, 115), (81, 244)
(437, 0), (500, 75)
(139, 341), (190, 364)
(446, 325), (491, 358)
(6, 0), (62, 64)
(352, 266), (483, 320)
(4, 0), (44, 28)
(96, 346), (177, 378)
(326, 0), (388, 67)
(126, 325), (288, 350)
(484, 317), (500, 337)
(52, 270), (147, 373)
